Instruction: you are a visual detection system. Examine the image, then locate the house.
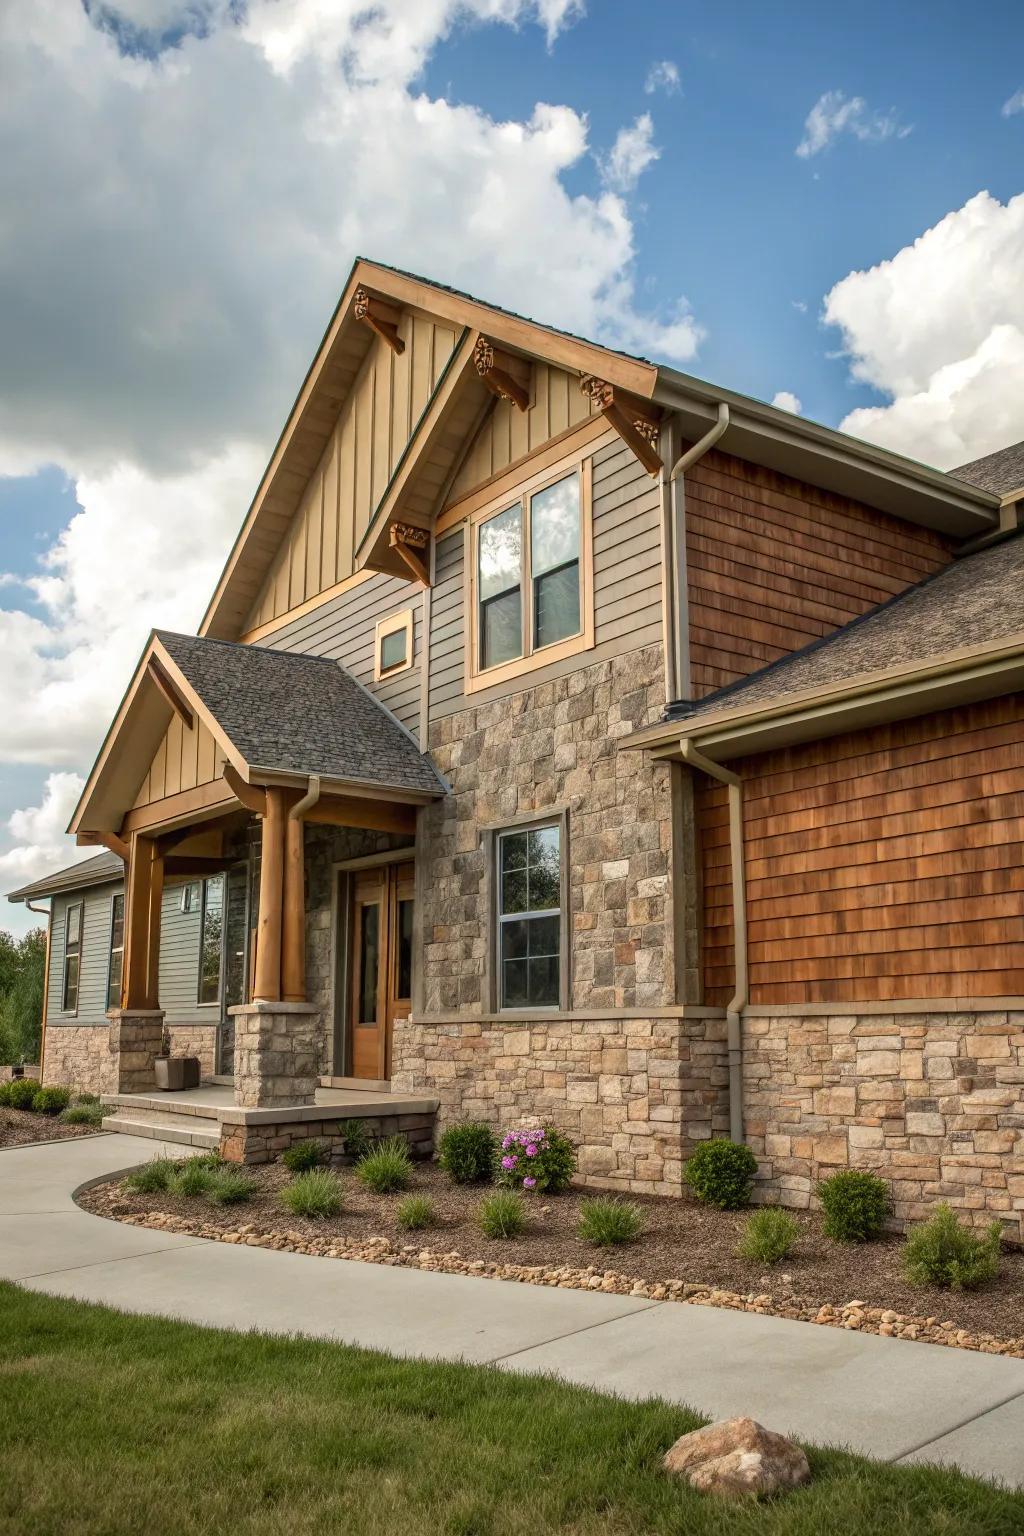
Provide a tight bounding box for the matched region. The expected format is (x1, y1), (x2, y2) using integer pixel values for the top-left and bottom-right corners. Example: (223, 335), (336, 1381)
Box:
(8, 259), (1023, 1235)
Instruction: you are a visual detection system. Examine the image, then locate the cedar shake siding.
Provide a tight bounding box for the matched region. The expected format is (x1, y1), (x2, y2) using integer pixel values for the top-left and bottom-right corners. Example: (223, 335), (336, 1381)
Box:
(685, 449), (955, 699)
(698, 695), (1024, 1007)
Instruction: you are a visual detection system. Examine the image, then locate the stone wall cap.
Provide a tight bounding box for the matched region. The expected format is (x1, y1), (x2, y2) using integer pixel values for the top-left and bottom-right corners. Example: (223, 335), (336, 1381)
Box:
(105, 1009), (166, 1019)
(228, 1001), (321, 1016)
(219, 1095), (440, 1125)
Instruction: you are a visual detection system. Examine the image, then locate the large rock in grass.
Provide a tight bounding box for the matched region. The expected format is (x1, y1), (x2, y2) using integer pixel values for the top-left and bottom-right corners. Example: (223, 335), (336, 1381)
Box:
(663, 1416), (810, 1499)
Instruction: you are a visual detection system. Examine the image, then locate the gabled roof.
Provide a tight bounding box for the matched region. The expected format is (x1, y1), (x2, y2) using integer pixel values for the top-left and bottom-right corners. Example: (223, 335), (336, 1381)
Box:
(953, 438), (1024, 497)
(7, 850), (123, 904)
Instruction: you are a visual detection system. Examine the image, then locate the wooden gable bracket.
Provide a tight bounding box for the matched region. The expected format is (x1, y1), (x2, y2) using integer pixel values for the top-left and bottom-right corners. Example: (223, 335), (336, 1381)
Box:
(223, 762), (268, 817)
(389, 521), (431, 587)
(473, 335), (531, 412)
(147, 657), (194, 731)
(353, 286), (405, 355)
(78, 830), (131, 862)
(579, 375), (662, 477)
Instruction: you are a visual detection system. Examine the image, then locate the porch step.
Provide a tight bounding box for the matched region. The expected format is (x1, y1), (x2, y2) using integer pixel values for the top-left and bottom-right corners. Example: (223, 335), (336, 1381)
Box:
(104, 1115), (221, 1151)
(102, 1092), (222, 1121)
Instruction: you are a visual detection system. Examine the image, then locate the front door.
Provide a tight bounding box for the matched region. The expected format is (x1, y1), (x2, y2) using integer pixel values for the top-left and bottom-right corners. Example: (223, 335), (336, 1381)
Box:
(349, 861), (414, 1080)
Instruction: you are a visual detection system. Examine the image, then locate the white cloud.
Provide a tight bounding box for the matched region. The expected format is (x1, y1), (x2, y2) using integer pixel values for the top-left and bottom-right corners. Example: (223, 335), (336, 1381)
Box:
(599, 112), (658, 194)
(771, 391), (802, 414)
(796, 90), (911, 158)
(824, 191), (1024, 467)
(0, 773), (91, 891)
(644, 60), (680, 96)
(791, 299), (808, 314)
(1002, 87), (1024, 118)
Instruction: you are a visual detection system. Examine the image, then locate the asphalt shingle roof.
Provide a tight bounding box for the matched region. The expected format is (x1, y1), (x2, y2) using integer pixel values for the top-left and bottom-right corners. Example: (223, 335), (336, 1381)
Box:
(683, 529), (1024, 721)
(952, 439), (1024, 496)
(156, 631), (446, 798)
(7, 850), (123, 903)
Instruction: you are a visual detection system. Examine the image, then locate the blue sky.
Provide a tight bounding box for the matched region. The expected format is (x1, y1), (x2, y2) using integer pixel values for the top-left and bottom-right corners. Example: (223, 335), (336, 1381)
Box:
(0, 0), (1021, 931)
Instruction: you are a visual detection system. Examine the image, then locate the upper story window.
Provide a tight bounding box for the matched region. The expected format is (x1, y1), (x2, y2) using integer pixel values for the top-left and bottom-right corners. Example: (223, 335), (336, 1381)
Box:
(496, 821), (565, 1010)
(62, 901), (83, 1013)
(467, 449), (594, 693)
(375, 608), (414, 681)
(198, 874), (224, 1005)
(107, 893), (125, 1011)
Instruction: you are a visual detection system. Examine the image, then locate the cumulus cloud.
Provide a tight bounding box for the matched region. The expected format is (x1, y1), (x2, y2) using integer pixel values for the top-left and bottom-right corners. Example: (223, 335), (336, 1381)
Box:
(0, 773), (91, 891)
(599, 113), (658, 193)
(824, 191), (1024, 468)
(1002, 87), (1024, 118)
(644, 59), (680, 96)
(771, 391), (802, 414)
(796, 89), (911, 158)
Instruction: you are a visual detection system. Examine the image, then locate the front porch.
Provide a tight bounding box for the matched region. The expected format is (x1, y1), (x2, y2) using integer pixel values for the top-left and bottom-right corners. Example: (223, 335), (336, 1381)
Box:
(102, 1080), (439, 1164)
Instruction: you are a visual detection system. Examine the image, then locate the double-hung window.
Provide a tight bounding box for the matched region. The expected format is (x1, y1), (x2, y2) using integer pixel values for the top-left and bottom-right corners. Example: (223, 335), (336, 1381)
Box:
(62, 902), (83, 1013)
(198, 874), (224, 1005)
(496, 823), (564, 1010)
(106, 894), (125, 1010)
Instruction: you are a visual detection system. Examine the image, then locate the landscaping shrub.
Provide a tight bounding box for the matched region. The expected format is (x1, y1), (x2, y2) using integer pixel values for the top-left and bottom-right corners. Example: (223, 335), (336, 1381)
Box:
(737, 1207), (798, 1264)
(818, 1170), (892, 1243)
(0, 1081), (12, 1106)
(75, 1092), (100, 1105)
(577, 1196), (644, 1247)
(496, 1126), (575, 1194)
(342, 1119), (371, 1162)
(356, 1136), (412, 1194)
(478, 1190), (527, 1239)
(683, 1138), (758, 1210)
(396, 1194), (436, 1231)
(122, 1157), (178, 1194)
(167, 1156), (220, 1198)
(59, 1102), (105, 1128)
(282, 1139), (328, 1174)
(437, 1122), (497, 1185)
(903, 1204), (1003, 1291)
(32, 1085), (71, 1116)
(7, 1077), (41, 1111)
(280, 1168), (343, 1218)
(205, 1168), (254, 1206)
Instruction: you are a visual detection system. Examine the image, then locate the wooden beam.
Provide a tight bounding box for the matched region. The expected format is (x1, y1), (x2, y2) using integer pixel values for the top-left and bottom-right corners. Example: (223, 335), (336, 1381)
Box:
(147, 657), (194, 731)
(305, 796), (417, 835)
(78, 830), (131, 862)
(122, 834), (154, 1011)
(145, 844), (164, 1011)
(579, 375), (662, 477)
(282, 814), (306, 1004)
(223, 762), (268, 818)
(473, 335), (530, 412)
(353, 286), (405, 355)
(253, 787), (286, 1002)
(163, 855), (234, 878)
(388, 522), (430, 587)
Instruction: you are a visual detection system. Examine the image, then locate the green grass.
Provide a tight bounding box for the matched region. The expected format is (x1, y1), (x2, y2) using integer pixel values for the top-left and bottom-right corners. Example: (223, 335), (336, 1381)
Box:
(0, 1282), (1019, 1536)
(280, 1168), (343, 1218)
(355, 1136), (413, 1194)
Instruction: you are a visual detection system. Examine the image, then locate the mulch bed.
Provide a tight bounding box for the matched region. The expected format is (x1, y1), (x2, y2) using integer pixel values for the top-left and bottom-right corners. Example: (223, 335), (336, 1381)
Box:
(0, 1107), (102, 1149)
(77, 1157), (1024, 1352)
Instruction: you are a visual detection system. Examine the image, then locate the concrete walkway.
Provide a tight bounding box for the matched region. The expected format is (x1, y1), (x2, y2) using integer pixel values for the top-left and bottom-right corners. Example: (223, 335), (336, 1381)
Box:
(3, 1133), (1024, 1489)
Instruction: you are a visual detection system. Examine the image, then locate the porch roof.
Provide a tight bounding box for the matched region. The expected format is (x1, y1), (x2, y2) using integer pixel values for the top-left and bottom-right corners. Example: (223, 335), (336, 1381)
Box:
(7, 849), (122, 904)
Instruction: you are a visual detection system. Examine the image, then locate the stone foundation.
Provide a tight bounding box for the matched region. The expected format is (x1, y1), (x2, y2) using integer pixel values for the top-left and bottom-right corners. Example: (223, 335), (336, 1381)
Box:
(231, 1001), (320, 1108)
(392, 1012), (729, 1195)
(219, 1110), (435, 1166)
(744, 1010), (1024, 1240)
(164, 1024), (218, 1078)
(106, 1010), (165, 1094)
(41, 1024), (109, 1093)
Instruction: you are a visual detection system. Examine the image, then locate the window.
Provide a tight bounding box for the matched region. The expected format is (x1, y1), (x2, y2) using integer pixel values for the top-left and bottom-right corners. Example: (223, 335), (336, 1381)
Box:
(467, 451), (593, 692)
(496, 823), (564, 1010)
(106, 894), (125, 1010)
(375, 609), (414, 681)
(180, 882), (199, 914)
(198, 874), (224, 1005)
(62, 902), (83, 1013)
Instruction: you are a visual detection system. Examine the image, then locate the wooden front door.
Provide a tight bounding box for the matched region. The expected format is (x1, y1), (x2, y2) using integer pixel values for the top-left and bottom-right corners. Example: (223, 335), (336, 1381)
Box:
(349, 861), (414, 1080)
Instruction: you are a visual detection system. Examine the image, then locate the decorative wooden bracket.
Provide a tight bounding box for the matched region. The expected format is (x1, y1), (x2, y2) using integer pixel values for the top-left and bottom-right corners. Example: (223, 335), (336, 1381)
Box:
(147, 657), (194, 730)
(353, 286), (405, 355)
(78, 830), (131, 862)
(580, 375), (662, 477)
(473, 336), (530, 412)
(223, 762), (268, 817)
(389, 521), (431, 586)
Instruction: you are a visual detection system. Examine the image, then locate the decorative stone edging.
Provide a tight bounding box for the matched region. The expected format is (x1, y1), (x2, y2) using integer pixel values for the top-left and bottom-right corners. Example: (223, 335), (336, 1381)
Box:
(101, 1204), (1024, 1361)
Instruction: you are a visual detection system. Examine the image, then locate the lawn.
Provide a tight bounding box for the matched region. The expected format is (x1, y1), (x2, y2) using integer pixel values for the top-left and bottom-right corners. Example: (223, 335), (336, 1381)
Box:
(1, 1283), (1021, 1535)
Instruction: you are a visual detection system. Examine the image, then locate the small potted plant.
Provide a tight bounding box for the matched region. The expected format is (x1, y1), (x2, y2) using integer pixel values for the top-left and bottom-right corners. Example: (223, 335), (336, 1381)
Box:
(154, 1029), (201, 1091)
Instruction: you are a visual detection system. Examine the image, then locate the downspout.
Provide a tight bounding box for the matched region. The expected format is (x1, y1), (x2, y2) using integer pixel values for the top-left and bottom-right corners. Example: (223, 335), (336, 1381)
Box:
(26, 899), (51, 1080)
(282, 776), (321, 1003)
(289, 775), (322, 824)
(663, 403), (730, 707)
(679, 741), (747, 1143)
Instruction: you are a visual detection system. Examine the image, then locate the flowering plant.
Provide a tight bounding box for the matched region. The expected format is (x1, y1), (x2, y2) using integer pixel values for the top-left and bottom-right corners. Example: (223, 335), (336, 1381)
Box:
(496, 1125), (576, 1194)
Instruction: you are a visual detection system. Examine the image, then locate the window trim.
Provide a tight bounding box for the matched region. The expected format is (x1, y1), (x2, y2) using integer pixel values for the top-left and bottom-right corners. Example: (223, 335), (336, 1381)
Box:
(106, 891), (125, 1013)
(196, 873), (225, 1008)
(374, 608), (414, 681)
(487, 810), (570, 1014)
(61, 900), (83, 1016)
(465, 448), (594, 695)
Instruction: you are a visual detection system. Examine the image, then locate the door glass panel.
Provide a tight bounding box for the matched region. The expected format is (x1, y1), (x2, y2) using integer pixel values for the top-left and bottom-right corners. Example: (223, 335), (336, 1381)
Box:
(198, 874), (224, 1005)
(358, 903), (380, 1024)
(397, 898), (414, 1000)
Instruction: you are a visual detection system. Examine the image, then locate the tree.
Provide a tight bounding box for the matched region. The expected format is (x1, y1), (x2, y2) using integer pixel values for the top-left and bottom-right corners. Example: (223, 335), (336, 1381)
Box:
(0, 927), (46, 1066)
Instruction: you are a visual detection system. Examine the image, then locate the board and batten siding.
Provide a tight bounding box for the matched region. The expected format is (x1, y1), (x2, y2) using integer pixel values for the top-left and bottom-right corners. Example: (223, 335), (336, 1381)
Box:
(698, 694), (1024, 1008)
(429, 430), (664, 720)
(244, 317), (460, 634)
(259, 570), (424, 737)
(448, 363), (597, 502)
(133, 714), (221, 810)
(685, 449), (954, 699)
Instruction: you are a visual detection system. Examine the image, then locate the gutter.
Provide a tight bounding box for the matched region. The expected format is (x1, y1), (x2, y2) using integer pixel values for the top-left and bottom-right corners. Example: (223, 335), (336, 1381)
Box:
(661, 403), (730, 705)
(679, 741), (747, 1144)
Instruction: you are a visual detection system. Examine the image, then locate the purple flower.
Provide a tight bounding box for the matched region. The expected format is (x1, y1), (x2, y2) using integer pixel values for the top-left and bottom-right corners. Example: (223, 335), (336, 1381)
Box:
(523, 1176), (537, 1189)
(525, 1144), (538, 1157)
(501, 1155), (518, 1170)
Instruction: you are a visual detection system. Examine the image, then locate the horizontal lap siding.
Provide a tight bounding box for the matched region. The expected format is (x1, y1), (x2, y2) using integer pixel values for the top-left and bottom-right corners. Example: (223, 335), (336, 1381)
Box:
(698, 696), (1024, 1006)
(261, 572), (423, 737)
(685, 450), (953, 698)
(46, 887), (120, 1027)
(158, 887), (209, 1028)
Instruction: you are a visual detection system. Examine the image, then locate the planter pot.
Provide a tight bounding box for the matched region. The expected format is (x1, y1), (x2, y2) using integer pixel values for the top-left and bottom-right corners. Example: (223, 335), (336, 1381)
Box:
(155, 1056), (201, 1092)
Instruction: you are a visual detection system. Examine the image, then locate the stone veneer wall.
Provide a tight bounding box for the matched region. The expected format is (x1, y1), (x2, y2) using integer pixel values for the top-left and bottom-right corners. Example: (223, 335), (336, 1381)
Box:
(391, 1014), (729, 1195)
(165, 1024), (218, 1078)
(743, 1011), (1024, 1241)
(220, 1110), (435, 1166)
(42, 1024), (109, 1093)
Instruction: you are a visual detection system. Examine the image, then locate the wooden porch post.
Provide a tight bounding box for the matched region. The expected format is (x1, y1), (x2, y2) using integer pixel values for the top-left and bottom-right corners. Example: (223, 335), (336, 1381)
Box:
(282, 813), (306, 1004)
(122, 833), (155, 1011)
(144, 842), (164, 1011)
(254, 787), (286, 1001)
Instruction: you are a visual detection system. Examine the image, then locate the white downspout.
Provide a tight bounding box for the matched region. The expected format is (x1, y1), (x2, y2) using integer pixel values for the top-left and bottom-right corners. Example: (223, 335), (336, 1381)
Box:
(664, 403), (730, 706)
(679, 739), (747, 1143)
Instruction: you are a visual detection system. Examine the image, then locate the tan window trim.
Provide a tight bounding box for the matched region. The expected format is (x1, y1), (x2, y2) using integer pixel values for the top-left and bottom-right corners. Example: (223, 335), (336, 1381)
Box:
(374, 608), (415, 681)
(465, 448), (595, 696)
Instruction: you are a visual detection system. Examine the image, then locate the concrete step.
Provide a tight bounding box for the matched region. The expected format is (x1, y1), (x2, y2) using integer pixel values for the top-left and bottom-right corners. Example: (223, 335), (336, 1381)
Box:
(104, 1115), (221, 1150)
(102, 1093), (222, 1121)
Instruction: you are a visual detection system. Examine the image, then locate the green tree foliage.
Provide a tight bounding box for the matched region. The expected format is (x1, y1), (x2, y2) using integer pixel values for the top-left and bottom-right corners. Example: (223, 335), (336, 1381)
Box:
(0, 927), (47, 1067)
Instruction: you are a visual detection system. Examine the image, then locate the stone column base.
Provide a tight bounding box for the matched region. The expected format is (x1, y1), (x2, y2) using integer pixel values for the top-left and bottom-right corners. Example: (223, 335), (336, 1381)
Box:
(106, 1010), (165, 1094)
(230, 1001), (321, 1108)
